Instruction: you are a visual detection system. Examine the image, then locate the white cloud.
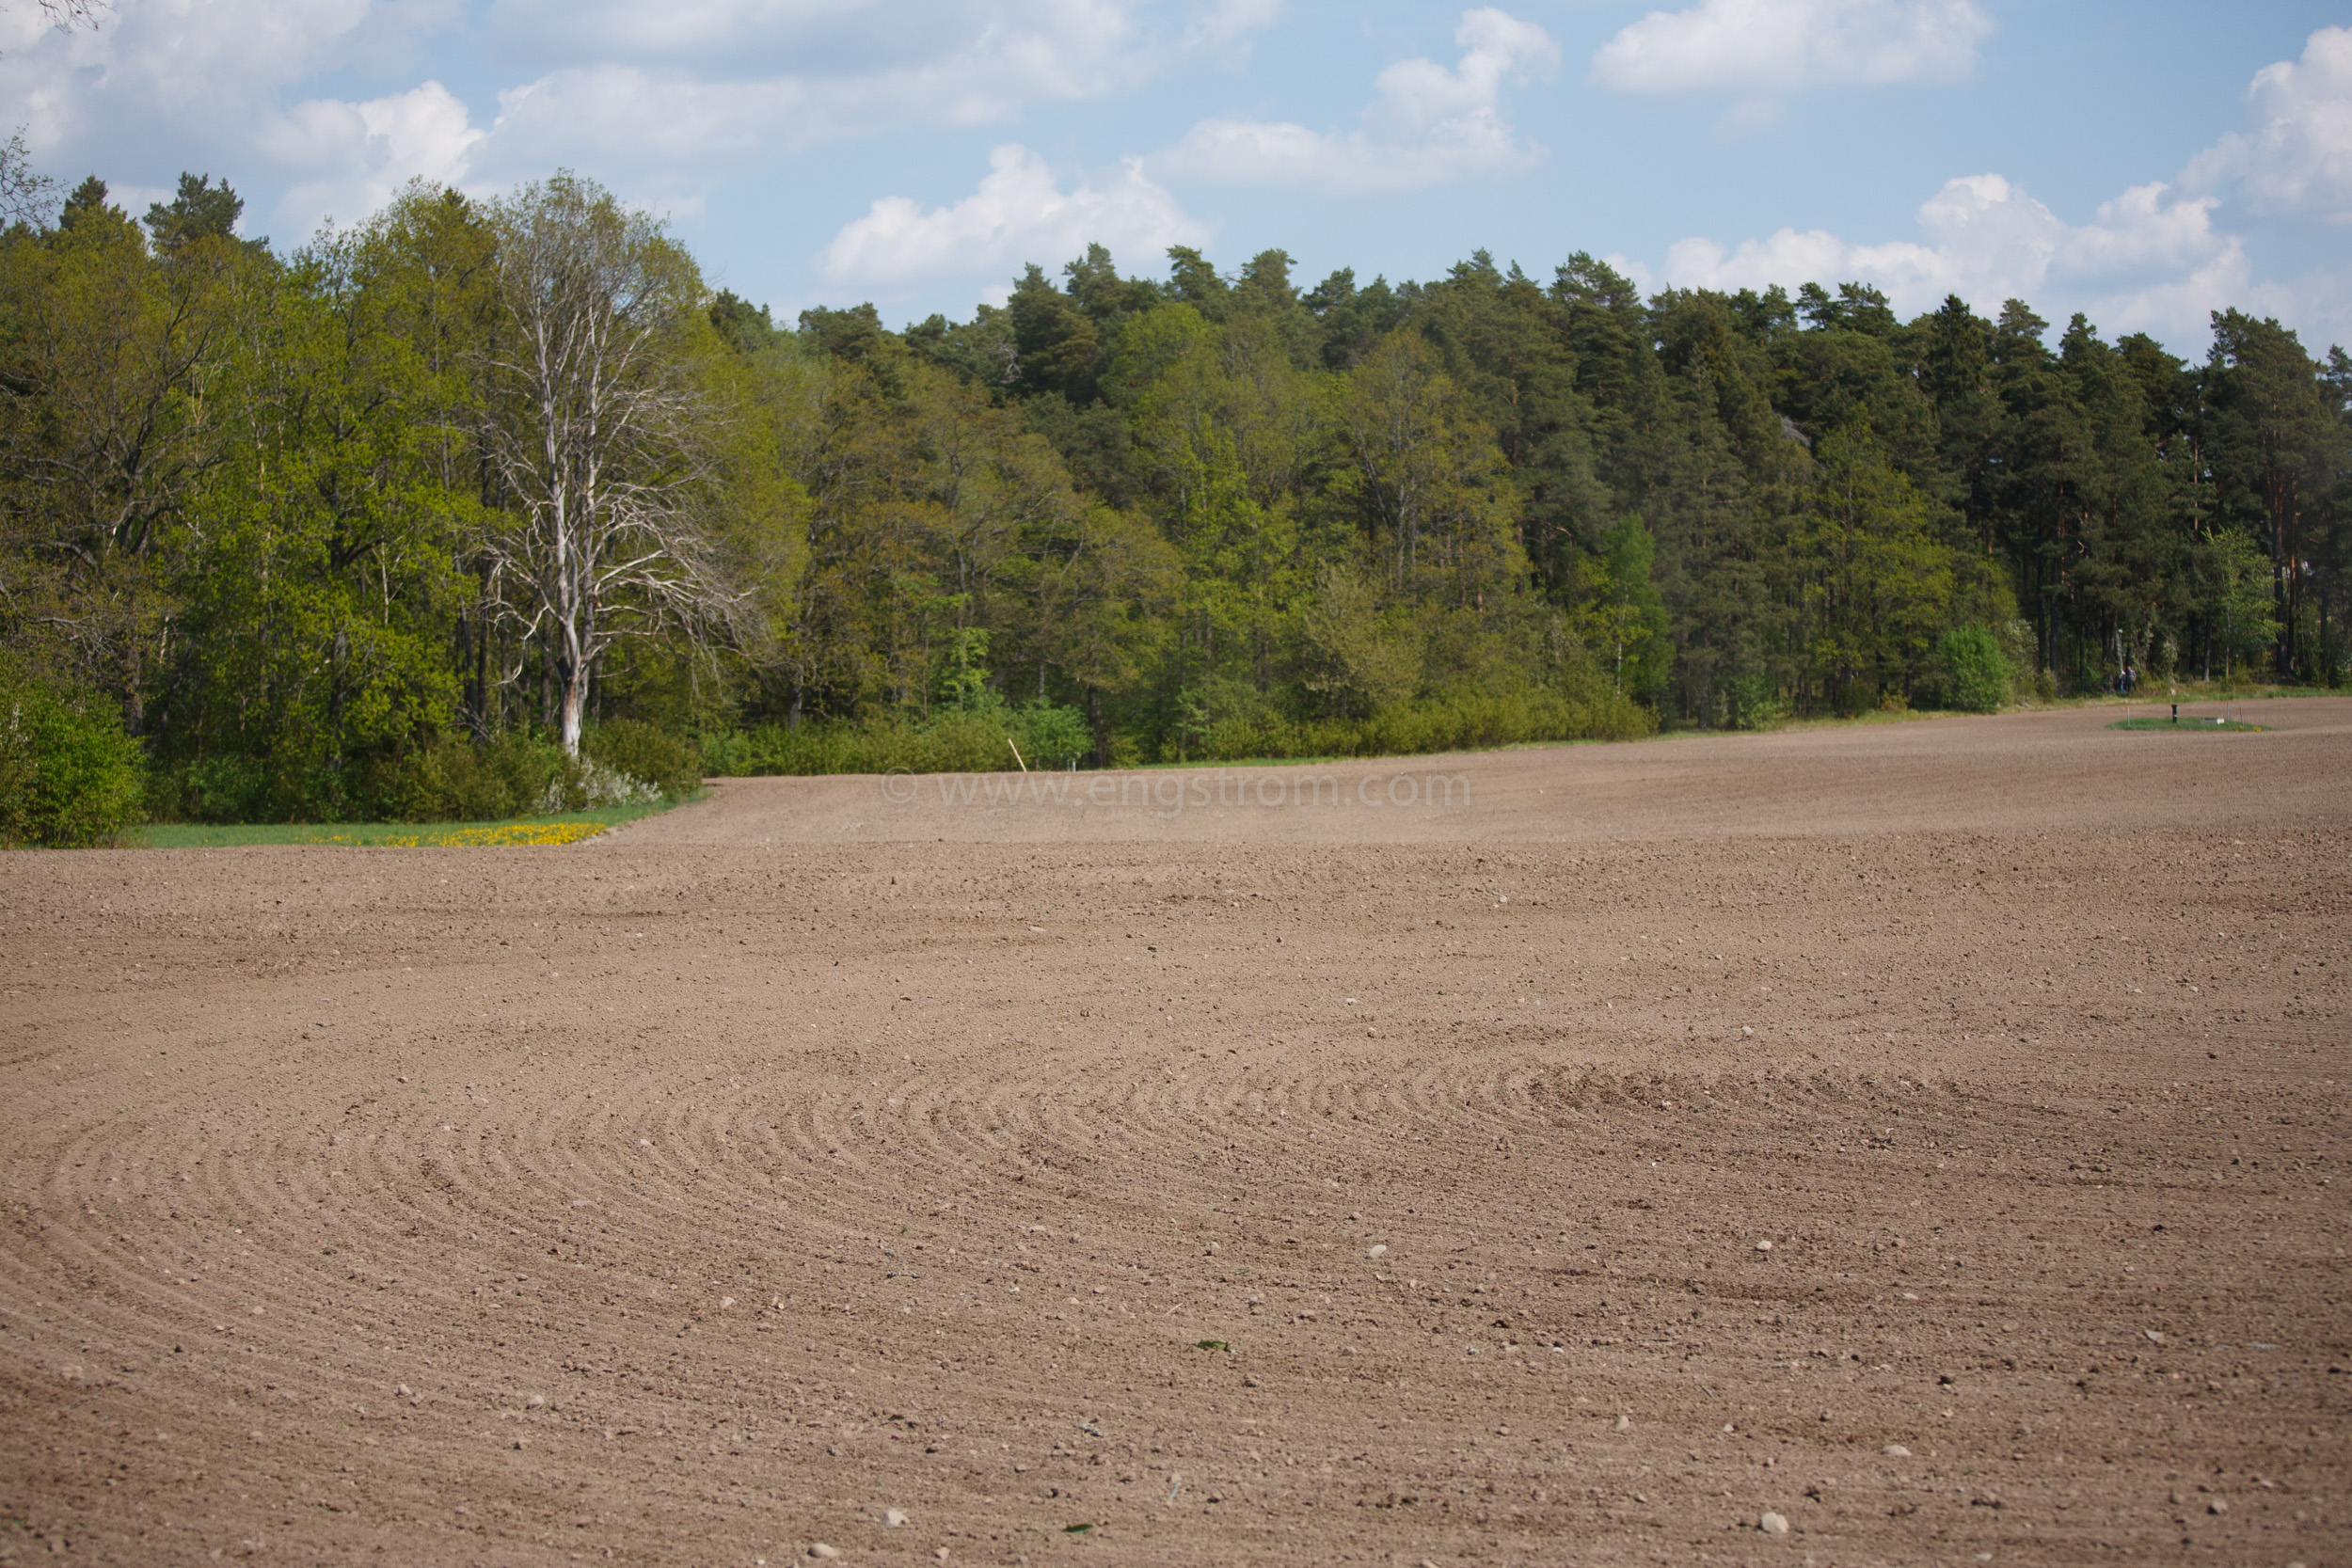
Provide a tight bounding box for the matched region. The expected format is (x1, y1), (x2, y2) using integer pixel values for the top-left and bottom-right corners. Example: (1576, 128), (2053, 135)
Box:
(0, 0), (478, 240)
(1184, 0), (1282, 56)
(433, 1), (1289, 199)
(818, 143), (1206, 287)
(1, 0), (1276, 244)
(1644, 27), (2352, 354)
(2245, 264), (2352, 352)
(1659, 171), (2250, 344)
(1156, 8), (1557, 195)
(2181, 25), (2352, 224)
(1591, 0), (1992, 98)
(265, 82), (484, 235)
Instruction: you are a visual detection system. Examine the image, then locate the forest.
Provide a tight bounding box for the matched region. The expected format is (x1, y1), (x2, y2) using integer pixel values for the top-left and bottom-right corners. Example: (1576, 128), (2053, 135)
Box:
(2, 158), (2346, 839)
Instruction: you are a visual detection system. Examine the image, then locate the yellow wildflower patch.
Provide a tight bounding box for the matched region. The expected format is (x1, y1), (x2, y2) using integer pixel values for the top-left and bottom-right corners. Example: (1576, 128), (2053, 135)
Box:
(313, 821), (610, 848)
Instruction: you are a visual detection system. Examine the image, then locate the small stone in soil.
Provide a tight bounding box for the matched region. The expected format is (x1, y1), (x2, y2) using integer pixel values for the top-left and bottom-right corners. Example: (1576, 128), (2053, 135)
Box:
(1760, 1512), (1790, 1535)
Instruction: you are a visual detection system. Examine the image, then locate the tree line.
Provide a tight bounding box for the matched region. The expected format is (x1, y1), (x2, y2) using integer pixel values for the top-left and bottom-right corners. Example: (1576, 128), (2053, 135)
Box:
(2, 159), (2345, 830)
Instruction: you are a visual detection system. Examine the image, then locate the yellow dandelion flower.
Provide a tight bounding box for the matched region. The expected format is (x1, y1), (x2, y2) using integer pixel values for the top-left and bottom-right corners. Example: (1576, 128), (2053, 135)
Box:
(412, 822), (608, 847)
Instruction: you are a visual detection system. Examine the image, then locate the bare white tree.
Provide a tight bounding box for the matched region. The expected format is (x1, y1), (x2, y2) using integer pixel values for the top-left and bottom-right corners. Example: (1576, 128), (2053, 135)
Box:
(0, 131), (52, 228)
(4, 0), (107, 36)
(2, 4), (106, 204)
(478, 174), (739, 753)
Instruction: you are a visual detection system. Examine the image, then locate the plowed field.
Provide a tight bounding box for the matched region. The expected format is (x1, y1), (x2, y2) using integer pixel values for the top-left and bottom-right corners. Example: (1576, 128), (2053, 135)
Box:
(5, 700), (2347, 1565)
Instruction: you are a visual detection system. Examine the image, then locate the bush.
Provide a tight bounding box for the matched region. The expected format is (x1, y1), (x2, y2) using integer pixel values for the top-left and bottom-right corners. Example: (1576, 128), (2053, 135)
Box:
(538, 756), (664, 814)
(697, 687), (1651, 777)
(699, 697), (1094, 777)
(369, 732), (565, 821)
(0, 658), (145, 847)
(1722, 670), (1786, 730)
(582, 720), (701, 798)
(370, 730), (677, 819)
(1009, 698), (1094, 769)
(157, 753), (271, 824)
(1934, 626), (2013, 713)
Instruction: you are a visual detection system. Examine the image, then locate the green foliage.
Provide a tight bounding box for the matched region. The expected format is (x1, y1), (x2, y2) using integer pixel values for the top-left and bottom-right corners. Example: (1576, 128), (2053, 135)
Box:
(363, 731), (669, 821)
(2106, 716), (2264, 732)
(1785, 428), (1960, 712)
(1009, 697), (1092, 768)
(1931, 626), (2013, 712)
(144, 173), (252, 254)
(2200, 527), (2281, 679)
(1299, 563), (1421, 717)
(136, 804), (660, 847)
(4, 157), (2346, 807)
(362, 733), (561, 822)
(581, 720), (702, 799)
(153, 726), (675, 824)
(1175, 688), (1656, 763)
(0, 657), (145, 847)
(702, 697), (1094, 777)
(1587, 517), (1671, 703)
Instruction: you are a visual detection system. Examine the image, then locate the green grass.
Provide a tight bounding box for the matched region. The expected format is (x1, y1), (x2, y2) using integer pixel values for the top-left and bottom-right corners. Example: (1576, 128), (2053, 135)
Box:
(2106, 717), (2266, 733)
(130, 800), (675, 849)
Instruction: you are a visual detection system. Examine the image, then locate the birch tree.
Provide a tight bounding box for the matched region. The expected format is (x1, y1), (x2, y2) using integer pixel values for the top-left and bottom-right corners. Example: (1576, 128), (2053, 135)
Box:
(480, 174), (735, 753)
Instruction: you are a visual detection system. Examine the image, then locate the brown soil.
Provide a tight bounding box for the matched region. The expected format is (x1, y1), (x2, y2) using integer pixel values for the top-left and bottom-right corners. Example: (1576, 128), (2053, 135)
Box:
(4, 699), (2348, 1565)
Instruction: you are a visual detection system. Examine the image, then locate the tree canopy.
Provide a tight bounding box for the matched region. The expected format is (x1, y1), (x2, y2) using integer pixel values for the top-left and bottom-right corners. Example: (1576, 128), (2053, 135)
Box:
(3, 165), (2345, 819)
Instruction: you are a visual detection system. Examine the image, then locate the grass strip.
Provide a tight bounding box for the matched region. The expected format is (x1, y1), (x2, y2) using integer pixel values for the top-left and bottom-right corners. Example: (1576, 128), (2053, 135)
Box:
(2106, 717), (2265, 732)
(131, 800), (673, 849)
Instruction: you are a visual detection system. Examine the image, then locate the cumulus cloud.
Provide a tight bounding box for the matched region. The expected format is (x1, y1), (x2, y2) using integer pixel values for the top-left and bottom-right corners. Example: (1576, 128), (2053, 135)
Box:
(265, 82), (484, 234)
(1659, 172), (2250, 343)
(0, 0), (476, 240)
(1590, 0), (1992, 98)
(2245, 264), (2352, 351)
(1, 0), (1276, 243)
(818, 143), (1206, 287)
(2181, 24), (2352, 224)
(415, 1), (1284, 201)
(1156, 8), (1557, 195)
(1645, 24), (2352, 353)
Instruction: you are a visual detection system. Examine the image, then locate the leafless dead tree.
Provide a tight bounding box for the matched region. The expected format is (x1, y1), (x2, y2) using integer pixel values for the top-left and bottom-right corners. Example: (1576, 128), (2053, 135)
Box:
(0, 131), (51, 228)
(477, 174), (739, 754)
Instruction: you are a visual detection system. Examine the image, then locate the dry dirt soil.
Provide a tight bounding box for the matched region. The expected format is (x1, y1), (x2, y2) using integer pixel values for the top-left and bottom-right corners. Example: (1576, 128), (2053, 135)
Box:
(3, 700), (2348, 1567)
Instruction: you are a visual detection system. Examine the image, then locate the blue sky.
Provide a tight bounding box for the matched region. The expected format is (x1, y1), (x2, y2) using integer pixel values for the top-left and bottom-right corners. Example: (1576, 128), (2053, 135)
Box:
(7, 1), (2349, 356)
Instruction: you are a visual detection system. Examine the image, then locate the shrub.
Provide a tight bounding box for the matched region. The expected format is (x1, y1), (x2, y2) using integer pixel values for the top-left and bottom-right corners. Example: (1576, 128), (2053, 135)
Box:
(156, 753), (271, 824)
(0, 658), (145, 848)
(1009, 698), (1093, 768)
(582, 720), (701, 798)
(1934, 626), (2013, 713)
(538, 755), (665, 814)
(1722, 670), (1786, 730)
(369, 732), (565, 821)
(695, 688), (1648, 777)
(698, 697), (1094, 777)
